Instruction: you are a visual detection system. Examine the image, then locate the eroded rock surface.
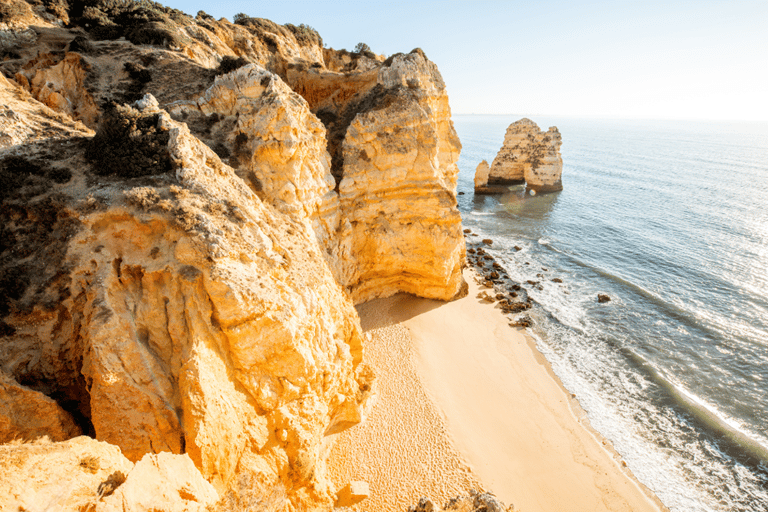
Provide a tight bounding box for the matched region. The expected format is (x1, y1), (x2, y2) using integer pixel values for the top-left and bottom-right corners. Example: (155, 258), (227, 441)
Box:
(0, 436), (218, 512)
(489, 118), (563, 193)
(166, 64), (339, 261)
(0, 371), (82, 443)
(1, 1), (469, 509)
(336, 50), (465, 302)
(0, 90), (373, 509)
(172, 52), (466, 303)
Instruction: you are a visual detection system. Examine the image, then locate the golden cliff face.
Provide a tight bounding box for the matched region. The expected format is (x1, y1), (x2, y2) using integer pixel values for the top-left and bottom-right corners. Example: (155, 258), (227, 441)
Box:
(165, 64), (340, 264)
(1, 2), (467, 509)
(172, 53), (466, 304)
(0, 81), (373, 509)
(336, 51), (466, 302)
(489, 118), (564, 193)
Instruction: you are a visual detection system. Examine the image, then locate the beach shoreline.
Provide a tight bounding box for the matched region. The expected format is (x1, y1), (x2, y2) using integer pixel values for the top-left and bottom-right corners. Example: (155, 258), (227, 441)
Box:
(328, 268), (667, 511)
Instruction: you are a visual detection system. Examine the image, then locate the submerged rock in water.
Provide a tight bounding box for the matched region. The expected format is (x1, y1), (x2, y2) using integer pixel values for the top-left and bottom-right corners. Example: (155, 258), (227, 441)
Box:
(598, 294), (612, 303)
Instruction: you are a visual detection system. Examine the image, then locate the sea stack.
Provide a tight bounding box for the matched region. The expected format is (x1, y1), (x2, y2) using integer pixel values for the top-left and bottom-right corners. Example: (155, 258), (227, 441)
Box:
(488, 118), (563, 194)
(474, 159), (494, 194)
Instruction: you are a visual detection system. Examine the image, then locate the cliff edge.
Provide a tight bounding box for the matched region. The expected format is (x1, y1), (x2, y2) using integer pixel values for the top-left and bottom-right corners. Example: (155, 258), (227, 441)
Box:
(0, 1), (467, 510)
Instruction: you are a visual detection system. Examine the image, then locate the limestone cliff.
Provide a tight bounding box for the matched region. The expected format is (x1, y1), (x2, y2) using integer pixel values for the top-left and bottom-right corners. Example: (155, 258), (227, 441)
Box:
(167, 54), (465, 303)
(1, 0), (466, 304)
(335, 50), (466, 302)
(488, 118), (563, 194)
(0, 79), (373, 509)
(0, 1), (468, 509)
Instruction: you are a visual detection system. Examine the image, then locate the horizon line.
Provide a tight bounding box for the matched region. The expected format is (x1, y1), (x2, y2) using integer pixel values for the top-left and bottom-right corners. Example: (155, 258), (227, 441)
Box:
(452, 113), (768, 124)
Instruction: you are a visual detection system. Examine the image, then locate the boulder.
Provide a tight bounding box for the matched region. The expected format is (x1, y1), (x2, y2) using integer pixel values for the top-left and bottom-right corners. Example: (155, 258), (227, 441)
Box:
(335, 480), (370, 507)
(0, 371), (82, 444)
(96, 452), (218, 512)
(0, 436), (219, 512)
(0, 436), (134, 512)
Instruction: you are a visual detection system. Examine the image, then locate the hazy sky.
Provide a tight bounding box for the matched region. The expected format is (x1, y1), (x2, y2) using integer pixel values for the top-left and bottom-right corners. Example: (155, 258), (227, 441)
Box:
(162, 1), (768, 121)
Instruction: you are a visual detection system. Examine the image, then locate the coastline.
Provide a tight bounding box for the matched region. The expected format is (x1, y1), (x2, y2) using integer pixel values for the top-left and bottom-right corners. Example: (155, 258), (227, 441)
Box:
(328, 268), (667, 511)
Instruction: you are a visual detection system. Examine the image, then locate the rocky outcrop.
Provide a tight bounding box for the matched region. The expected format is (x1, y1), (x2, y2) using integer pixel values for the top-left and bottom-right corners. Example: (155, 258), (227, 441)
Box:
(0, 436), (218, 512)
(96, 451), (219, 512)
(475, 159), (512, 194)
(1, 2), (469, 509)
(408, 491), (515, 512)
(1, 0), (466, 304)
(475, 160), (490, 189)
(165, 65), (339, 261)
(488, 118), (563, 194)
(0, 74), (91, 147)
(15, 52), (100, 127)
(0, 371), (82, 443)
(172, 52), (466, 304)
(0, 87), (373, 509)
(335, 50), (465, 302)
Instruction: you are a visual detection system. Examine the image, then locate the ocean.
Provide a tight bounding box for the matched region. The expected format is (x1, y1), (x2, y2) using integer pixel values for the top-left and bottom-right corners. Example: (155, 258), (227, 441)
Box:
(453, 115), (768, 512)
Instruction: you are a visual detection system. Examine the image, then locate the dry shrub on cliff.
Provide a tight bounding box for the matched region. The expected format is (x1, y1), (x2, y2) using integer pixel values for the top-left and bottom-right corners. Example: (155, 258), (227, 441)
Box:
(79, 455), (100, 473)
(85, 103), (174, 178)
(64, 0), (188, 47)
(97, 470), (127, 498)
(215, 55), (249, 76)
(285, 23), (322, 47)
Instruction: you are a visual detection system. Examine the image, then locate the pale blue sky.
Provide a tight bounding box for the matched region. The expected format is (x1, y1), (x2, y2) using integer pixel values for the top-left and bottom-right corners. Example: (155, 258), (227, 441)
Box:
(163, 1), (768, 121)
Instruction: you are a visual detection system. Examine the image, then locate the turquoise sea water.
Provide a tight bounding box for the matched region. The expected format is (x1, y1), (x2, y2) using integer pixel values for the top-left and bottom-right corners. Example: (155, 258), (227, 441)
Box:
(454, 115), (768, 512)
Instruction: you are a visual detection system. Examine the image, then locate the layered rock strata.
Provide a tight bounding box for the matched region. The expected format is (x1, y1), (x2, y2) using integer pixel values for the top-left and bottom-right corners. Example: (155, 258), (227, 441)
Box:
(488, 118), (563, 193)
(0, 81), (373, 509)
(335, 50), (466, 302)
(171, 52), (466, 303)
(0, 1), (466, 303)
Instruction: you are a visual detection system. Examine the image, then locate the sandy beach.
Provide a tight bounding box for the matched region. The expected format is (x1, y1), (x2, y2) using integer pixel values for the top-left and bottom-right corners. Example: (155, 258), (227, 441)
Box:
(328, 269), (666, 512)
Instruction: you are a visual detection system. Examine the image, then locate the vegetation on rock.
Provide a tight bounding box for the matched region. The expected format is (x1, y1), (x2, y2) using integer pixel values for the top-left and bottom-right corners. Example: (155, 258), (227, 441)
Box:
(85, 102), (174, 178)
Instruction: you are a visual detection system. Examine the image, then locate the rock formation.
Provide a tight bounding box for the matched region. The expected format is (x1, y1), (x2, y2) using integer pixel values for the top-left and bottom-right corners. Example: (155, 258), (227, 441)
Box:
(0, 370), (82, 443)
(1, 0), (465, 304)
(0, 436), (218, 512)
(0, 77), (373, 508)
(168, 53), (466, 303)
(0, 1), (467, 509)
(333, 50), (466, 302)
(474, 159), (509, 195)
(487, 118), (563, 194)
(408, 491), (515, 512)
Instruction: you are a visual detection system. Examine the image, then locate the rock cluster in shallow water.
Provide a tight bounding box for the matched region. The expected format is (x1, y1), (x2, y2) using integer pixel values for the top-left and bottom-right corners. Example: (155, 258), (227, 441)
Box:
(476, 118), (563, 194)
